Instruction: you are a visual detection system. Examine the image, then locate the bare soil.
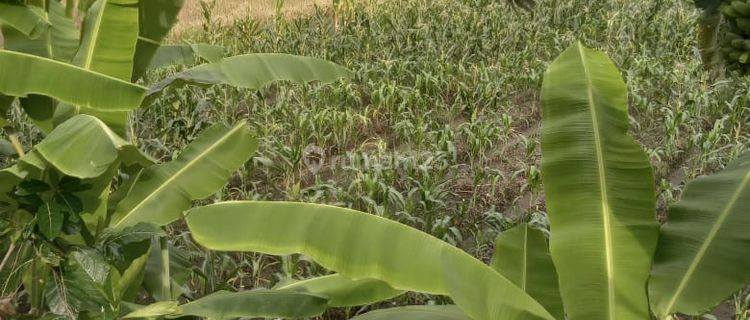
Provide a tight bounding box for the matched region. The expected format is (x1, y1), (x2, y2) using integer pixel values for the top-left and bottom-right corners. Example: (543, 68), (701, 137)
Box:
(172, 0), (331, 36)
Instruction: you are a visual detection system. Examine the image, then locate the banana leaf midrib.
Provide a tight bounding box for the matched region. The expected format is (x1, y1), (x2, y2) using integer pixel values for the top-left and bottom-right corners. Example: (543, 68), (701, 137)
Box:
(577, 43), (616, 320)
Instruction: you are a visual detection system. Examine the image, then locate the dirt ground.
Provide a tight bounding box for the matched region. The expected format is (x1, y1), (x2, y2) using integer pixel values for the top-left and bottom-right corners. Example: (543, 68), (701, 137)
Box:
(173, 0), (331, 36)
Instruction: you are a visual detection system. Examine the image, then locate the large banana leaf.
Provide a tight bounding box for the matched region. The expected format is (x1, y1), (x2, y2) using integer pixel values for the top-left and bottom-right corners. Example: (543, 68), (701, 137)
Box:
(109, 122), (258, 229)
(186, 201), (556, 320)
(0, 50), (146, 110)
(74, 0), (140, 81)
(172, 290), (329, 319)
(350, 306), (471, 320)
(649, 152), (750, 318)
(145, 54), (353, 104)
(146, 43), (224, 71)
(124, 290), (328, 319)
(132, 0), (185, 80)
(276, 274), (403, 307)
(58, 0), (140, 134)
(540, 42), (658, 320)
(2, 1), (79, 133)
(490, 224), (563, 319)
(35, 115), (133, 178)
(0, 2), (48, 38)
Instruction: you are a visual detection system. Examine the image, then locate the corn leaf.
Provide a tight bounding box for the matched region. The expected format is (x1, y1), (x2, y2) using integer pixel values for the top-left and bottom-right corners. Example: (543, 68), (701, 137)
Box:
(350, 305), (471, 320)
(540, 42), (658, 320)
(277, 274), (403, 307)
(649, 152), (750, 318)
(0, 50), (146, 111)
(186, 201), (556, 320)
(109, 122), (258, 229)
(490, 224), (563, 319)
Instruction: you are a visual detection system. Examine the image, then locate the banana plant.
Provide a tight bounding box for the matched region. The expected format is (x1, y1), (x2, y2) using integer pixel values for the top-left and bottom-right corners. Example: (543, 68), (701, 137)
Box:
(0, 0), (354, 318)
(692, 0), (725, 76)
(182, 42), (750, 320)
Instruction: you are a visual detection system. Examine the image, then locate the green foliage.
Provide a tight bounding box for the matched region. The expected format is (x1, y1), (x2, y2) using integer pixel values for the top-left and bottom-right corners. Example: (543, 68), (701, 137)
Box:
(186, 201), (556, 320)
(0, 0), (352, 318)
(649, 152), (750, 317)
(276, 274), (404, 307)
(181, 43), (750, 320)
(490, 224), (563, 319)
(2, 0), (750, 319)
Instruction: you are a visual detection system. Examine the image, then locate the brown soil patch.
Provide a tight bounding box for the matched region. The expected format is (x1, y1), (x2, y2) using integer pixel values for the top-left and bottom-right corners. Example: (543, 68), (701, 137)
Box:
(173, 0), (331, 36)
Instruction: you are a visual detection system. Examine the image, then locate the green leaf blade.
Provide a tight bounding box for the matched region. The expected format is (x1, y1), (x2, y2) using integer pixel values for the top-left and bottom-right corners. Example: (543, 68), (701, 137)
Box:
(35, 115), (128, 179)
(277, 274), (403, 307)
(132, 0), (185, 80)
(490, 224), (564, 319)
(186, 201), (556, 320)
(540, 42), (659, 320)
(146, 43), (224, 71)
(36, 202), (64, 239)
(168, 290), (328, 319)
(75, 0), (140, 81)
(146, 53), (353, 102)
(109, 122), (258, 229)
(0, 50), (146, 111)
(0, 2), (48, 38)
(649, 152), (750, 317)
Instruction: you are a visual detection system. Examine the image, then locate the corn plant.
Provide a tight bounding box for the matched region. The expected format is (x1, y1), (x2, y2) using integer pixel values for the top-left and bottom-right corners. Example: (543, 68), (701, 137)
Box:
(179, 42), (750, 320)
(0, 0), (360, 318)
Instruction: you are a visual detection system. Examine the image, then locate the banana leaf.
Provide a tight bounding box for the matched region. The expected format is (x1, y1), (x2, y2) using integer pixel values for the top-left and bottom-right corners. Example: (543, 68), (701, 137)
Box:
(146, 43), (224, 71)
(35, 115), (137, 178)
(0, 2), (48, 38)
(540, 42), (658, 320)
(186, 201), (556, 320)
(649, 152), (750, 317)
(145, 53), (353, 105)
(276, 274), (403, 307)
(0, 50), (146, 111)
(490, 224), (563, 319)
(132, 0), (185, 80)
(109, 122), (258, 229)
